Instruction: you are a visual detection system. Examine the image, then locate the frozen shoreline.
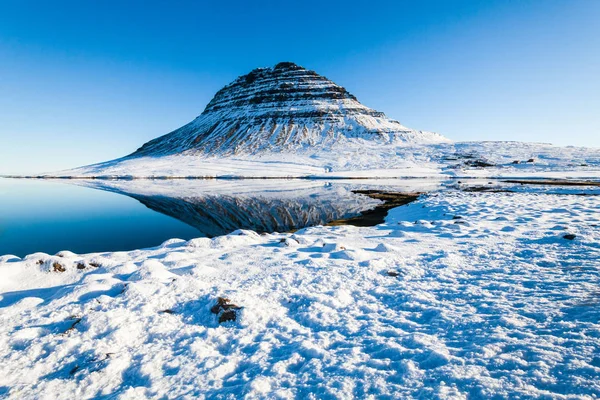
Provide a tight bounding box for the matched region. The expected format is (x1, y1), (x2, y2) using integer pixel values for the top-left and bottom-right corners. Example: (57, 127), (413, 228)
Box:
(1, 187), (599, 398)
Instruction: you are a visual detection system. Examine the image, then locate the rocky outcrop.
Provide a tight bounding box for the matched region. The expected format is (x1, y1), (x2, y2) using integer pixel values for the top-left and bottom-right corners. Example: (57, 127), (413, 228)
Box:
(130, 62), (447, 157)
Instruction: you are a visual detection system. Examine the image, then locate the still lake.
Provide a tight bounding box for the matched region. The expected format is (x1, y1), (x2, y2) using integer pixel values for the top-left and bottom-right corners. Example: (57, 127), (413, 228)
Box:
(0, 178), (441, 257)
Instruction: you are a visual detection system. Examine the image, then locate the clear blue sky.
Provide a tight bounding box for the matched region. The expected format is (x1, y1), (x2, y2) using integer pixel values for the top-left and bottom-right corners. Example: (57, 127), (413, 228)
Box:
(1, 0), (598, 174)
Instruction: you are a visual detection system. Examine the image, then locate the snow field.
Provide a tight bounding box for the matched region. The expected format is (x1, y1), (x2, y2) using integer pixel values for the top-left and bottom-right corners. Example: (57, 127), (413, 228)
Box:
(58, 141), (600, 180)
(1, 190), (600, 398)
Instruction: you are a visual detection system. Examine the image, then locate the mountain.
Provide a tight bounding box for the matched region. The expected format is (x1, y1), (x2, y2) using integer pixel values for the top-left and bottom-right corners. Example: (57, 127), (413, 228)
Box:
(131, 62), (447, 157)
(60, 62), (450, 178)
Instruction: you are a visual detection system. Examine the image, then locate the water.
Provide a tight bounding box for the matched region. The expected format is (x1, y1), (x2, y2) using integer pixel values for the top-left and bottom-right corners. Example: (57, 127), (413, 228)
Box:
(0, 179), (201, 257)
(0, 178), (441, 257)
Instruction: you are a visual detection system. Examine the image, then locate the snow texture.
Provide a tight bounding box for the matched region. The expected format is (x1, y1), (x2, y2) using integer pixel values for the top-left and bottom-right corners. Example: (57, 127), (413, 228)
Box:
(2, 187), (600, 398)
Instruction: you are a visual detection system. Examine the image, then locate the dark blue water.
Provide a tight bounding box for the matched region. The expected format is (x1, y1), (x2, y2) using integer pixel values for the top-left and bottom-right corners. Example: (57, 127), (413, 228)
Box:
(0, 178), (431, 257)
(0, 179), (200, 257)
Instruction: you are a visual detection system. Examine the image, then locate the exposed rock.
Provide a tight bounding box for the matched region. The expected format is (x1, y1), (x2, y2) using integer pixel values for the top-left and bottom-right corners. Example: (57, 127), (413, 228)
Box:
(52, 262), (66, 273)
(280, 238), (300, 247)
(326, 191), (420, 228)
(563, 234), (577, 240)
(211, 297), (242, 323)
(218, 310), (237, 323)
(464, 159), (495, 168)
(63, 317), (82, 334)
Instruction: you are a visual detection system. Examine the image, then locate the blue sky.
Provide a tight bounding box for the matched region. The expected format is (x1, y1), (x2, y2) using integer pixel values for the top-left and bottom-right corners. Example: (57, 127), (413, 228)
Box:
(0, 0), (598, 174)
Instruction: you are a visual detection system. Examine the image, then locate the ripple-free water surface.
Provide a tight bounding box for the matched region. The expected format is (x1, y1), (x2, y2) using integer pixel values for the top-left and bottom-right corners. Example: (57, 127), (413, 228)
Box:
(0, 179), (200, 257)
(0, 178), (439, 257)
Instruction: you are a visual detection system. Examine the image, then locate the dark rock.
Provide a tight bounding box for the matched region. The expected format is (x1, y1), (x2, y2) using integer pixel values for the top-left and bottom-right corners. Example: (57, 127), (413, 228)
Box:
(219, 310), (237, 323)
(511, 160), (520, 164)
(563, 234), (577, 240)
(280, 237), (300, 246)
(527, 158), (535, 163)
(63, 317), (81, 334)
(52, 262), (66, 272)
(465, 160), (495, 168)
(387, 271), (400, 277)
(76, 262), (86, 270)
(211, 297), (241, 323)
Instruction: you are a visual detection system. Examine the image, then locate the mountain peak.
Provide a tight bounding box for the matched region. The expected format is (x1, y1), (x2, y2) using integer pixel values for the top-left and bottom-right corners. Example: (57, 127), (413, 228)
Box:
(131, 63), (447, 157)
(202, 61), (356, 114)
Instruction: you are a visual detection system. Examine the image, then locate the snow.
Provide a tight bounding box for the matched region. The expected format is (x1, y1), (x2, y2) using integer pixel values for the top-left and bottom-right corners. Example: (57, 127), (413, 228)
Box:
(53, 141), (600, 180)
(2, 187), (600, 398)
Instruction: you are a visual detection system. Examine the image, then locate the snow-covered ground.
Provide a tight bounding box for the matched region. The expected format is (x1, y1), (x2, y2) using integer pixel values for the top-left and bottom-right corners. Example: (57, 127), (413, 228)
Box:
(1, 186), (599, 398)
(54, 141), (600, 180)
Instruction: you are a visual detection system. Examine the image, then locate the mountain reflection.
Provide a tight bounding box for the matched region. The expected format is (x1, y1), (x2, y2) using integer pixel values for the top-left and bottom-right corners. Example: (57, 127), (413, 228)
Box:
(76, 179), (439, 237)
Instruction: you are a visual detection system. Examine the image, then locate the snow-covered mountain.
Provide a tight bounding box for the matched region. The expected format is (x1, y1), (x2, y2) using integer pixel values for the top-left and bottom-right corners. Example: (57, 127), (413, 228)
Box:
(57, 62), (453, 178)
(131, 62), (447, 158)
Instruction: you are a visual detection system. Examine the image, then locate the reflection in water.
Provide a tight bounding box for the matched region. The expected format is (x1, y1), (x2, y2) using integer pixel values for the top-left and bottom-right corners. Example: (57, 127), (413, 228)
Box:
(78, 179), (440, 238)
(0, 178), (442, 256)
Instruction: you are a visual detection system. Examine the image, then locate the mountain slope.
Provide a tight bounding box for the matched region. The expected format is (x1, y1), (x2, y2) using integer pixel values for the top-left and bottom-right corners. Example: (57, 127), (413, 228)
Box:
(130, 62), (448, 158)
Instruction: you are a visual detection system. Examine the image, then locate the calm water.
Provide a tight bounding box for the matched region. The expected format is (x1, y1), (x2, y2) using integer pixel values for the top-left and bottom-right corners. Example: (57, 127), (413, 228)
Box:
(0, 178), (440, 257)
(0, 179), (201, 257)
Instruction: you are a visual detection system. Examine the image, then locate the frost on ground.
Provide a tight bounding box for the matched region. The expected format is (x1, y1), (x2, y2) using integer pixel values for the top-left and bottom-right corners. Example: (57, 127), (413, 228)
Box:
(1, 190), (600, 399)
